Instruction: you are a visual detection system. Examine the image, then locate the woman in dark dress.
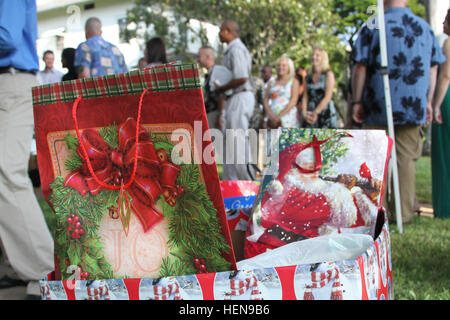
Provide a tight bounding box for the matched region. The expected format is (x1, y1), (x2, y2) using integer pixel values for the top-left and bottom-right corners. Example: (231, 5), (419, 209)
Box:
(302, 48), (337, 128)
(431, 9), (450, 219)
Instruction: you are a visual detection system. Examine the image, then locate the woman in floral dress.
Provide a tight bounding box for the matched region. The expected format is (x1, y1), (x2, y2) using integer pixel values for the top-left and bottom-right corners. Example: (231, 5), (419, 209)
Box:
(264, 55), (300, 128)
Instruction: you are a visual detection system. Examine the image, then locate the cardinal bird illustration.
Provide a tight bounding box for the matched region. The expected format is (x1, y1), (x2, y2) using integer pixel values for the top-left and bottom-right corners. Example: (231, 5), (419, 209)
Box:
(359, 162), (372, 182)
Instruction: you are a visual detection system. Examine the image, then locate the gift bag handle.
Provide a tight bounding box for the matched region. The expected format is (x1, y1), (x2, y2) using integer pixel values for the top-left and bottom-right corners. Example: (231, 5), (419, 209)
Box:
(71, 88), (148, 190)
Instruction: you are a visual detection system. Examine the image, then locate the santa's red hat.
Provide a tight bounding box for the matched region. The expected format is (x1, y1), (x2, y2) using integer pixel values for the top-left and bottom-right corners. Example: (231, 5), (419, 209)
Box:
(276, 136), (326, 183)
(276, 132), (353, 182)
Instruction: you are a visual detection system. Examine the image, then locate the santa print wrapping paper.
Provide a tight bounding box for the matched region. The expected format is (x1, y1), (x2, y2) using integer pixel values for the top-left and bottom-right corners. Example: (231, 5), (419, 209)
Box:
(245, 128), (393, 259)
(32, 63), (236, 281)
(39, 210), (393, 300)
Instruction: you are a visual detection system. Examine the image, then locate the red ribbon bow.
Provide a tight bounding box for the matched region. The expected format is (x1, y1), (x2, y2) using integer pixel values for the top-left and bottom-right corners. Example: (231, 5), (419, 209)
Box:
(64, 117), (182, 232)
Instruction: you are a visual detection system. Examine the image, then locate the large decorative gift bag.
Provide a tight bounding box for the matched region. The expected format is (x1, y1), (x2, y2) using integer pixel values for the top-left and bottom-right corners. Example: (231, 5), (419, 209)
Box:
(32, 63), (236, 281)
(245, 128), (393, 259)
(38, 127), (395, 300)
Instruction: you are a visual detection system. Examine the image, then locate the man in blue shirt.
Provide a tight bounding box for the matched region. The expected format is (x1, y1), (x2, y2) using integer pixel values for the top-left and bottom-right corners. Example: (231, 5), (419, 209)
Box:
(351, 0), (446, 223)
(75, 17), (128, 78)
(0, 0), (54, 299)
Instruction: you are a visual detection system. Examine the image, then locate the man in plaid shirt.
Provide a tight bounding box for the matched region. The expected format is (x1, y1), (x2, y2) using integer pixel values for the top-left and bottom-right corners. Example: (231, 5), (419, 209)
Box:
(75, 17), (128, 79)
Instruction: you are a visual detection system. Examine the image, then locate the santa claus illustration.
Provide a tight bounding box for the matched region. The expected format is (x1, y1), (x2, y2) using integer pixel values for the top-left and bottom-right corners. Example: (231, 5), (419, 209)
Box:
(245, 135), (380, 258)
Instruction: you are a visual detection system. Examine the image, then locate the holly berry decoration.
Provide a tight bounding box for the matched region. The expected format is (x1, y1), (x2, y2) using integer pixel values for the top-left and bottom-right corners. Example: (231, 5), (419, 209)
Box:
(77, 267), (89, 281)
(67, 214), (85, 239)
(80, 271), (89, 281)
(194, 258), (208, 273)
(359, 162), (372, 182)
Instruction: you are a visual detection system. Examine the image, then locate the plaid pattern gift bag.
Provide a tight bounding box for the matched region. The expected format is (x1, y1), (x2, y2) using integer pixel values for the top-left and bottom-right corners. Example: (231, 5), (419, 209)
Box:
(32, 63), (236, 281)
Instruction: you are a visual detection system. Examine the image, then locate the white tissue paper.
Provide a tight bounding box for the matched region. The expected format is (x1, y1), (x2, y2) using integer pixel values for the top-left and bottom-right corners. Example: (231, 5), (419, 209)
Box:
(237, 233), (374, 270)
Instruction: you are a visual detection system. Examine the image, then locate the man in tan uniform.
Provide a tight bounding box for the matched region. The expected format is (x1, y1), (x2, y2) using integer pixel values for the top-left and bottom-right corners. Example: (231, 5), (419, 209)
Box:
(216, 20), (256, 180)
(0, 0), (54, 299)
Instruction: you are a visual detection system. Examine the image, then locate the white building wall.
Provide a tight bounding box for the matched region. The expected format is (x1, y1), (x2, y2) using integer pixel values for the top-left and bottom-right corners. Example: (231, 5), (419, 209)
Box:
(36, 0), (140, 72)
(36, 0), (221, 74)
(428, 0), (450, 47)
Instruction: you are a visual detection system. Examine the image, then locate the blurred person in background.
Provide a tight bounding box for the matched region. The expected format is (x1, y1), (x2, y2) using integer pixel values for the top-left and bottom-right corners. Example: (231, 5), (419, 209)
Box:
(137, 57), (148, 69)
(61, 47), (77, 81)
(75, 17), (128, 78)
(36, 50), (63, 85)
(431, 9), (450, 219)
(351, 0), (445, 223)
(263, 55), (300, 128)
(144, 37), (168, 68)
(197, 46), (229, 131)
(0, 0), (54, 299)
(302, 48), (337, 128)
(295, 66), (307, 125)
(215, 20), (256, 181)
(261, 65), (274, 88)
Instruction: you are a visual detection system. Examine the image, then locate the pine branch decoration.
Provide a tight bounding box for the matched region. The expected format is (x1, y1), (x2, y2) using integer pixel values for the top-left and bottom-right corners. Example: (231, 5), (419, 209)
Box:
(159, 163), (231, 277)
(50, 176), (115, 280)
(64, 133), (82, 172)
(99, 123), (118, 149)
(51, 125), (232, 281)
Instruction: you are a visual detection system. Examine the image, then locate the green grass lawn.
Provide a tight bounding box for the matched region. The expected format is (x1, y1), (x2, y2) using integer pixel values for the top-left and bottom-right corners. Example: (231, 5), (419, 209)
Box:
(389, 155), (449, 300)
(415, 156), (432, 204)
(390, 216), (450, 300)
(217, 163), (223, 180)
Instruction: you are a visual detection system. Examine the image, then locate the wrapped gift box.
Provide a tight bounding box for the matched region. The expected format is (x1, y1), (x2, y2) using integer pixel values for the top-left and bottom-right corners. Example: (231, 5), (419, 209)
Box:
(40, 191), (393, 300)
